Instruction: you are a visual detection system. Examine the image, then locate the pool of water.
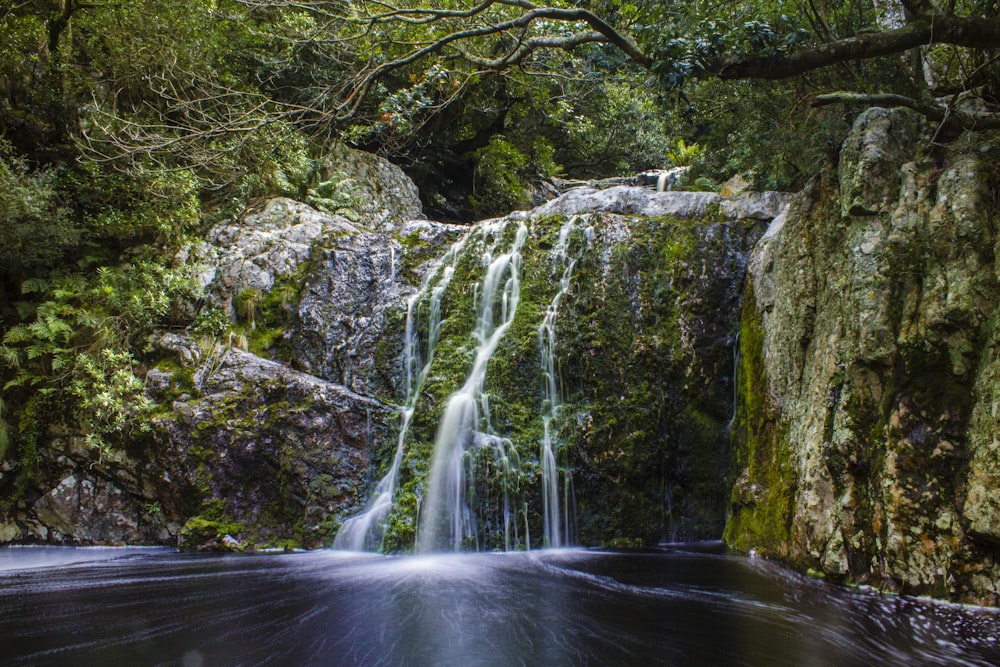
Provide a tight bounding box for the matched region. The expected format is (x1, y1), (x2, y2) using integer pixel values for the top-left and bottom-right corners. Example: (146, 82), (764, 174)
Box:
(0, 543), (997, 666)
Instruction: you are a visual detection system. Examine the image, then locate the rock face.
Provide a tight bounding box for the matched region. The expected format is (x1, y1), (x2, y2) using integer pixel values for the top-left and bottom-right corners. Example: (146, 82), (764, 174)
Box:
(291, 218), (466, 399)
(319, 142), (424, 230)
(366, 187), (790, 550)
(726, 107), (1000, 604)
(194, 198), (359, 317)
(0, 144), (428, 550)
(150, 342), (395, 549)
(0, 432), (173, 545)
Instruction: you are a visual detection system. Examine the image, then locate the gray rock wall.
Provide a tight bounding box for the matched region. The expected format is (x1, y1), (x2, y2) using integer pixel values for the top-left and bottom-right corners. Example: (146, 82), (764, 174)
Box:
(0, 144), (428, 550)
(727, 107), (1000, 604)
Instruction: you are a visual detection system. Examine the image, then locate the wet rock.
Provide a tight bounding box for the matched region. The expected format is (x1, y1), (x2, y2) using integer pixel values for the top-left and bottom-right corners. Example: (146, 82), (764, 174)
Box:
(290, 217), (466, 398)
(531, 185), (792, 220)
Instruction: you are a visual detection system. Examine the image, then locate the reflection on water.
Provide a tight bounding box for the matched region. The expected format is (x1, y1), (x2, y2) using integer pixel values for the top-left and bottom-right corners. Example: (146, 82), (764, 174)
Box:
(0, 544), (998, 666)
(0, 545), (172, 572)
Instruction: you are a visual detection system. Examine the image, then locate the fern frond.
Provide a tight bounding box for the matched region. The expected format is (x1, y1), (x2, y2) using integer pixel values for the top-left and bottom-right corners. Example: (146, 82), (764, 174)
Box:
(19, 278), (50, 295)
(2, 325), (32, 345)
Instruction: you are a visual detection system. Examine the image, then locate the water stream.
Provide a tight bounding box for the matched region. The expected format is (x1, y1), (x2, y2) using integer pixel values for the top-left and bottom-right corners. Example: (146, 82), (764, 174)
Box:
(2, 545), (998, 666)
(333, 234), (470, 551)
(538, 216), (585, 548)
(418, 222), (528, 552)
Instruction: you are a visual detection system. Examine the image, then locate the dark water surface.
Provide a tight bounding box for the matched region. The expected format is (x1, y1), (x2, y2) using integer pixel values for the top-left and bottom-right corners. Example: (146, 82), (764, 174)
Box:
(1, 544), (998, 666)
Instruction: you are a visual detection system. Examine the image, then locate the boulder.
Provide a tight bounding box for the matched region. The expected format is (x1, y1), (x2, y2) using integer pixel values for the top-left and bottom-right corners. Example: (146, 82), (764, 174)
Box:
(318, 142), (423, 230)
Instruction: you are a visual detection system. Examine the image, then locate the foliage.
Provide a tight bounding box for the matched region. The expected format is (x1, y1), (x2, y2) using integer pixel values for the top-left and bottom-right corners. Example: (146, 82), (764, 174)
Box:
(469, 136), (532, 213)
(666, 139), (703, 167)
(68, 348), (152, 460)
(0, 261), (199, 460)
(0, 142), (78, 282)
(0, 397), (9, 459)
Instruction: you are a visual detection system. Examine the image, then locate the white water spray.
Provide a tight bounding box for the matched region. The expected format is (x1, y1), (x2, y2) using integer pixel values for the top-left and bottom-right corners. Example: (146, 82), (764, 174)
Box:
(418, 222), (528, 552)
(333, 234), (469, 550)
(538, 217), (585, 547)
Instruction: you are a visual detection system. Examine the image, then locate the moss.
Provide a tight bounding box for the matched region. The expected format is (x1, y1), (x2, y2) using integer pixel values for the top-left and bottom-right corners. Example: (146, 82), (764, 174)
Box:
(377, 216), (576, 550)
(723, 284), (796, 555)
(148, 358), (197, 409)
(556, 214), (738, 545)
(368, 212), (751, 551)
(180, 515), (247, 550)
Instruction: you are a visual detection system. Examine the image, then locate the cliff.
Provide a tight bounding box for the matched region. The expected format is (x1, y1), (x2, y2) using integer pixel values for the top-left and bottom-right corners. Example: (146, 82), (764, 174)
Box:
(726, 108), (1000, 604)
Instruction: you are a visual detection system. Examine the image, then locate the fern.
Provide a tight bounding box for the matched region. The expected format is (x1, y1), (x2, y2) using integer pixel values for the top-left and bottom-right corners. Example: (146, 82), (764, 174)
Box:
(19, 278), (50, 295)
(0, 346), (21, 369)
(667, 139), (703, 167)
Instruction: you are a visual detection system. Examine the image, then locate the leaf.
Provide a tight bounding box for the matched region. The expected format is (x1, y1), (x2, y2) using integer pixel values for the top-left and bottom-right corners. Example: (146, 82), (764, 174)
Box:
(20, 278), (50, 295)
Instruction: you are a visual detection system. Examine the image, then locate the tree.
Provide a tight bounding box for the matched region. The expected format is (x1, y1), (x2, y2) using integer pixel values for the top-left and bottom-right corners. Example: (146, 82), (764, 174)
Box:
(226, 0), (1000, 132)
(60, 0), (996, 211)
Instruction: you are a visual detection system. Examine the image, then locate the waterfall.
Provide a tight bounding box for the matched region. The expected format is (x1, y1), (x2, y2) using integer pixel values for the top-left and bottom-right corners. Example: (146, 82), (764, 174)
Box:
(538, 217), (582, 548)
(333, 234), (469, 550)
(418, 221), (528, 552)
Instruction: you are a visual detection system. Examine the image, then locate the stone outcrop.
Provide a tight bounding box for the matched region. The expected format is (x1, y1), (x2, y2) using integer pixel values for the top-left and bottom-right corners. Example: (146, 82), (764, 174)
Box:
(290, 218), (466, 399)
(726, 107), (1000, 604)
(191, 198), (359, 318)
(319, 141), (424, 230)
(0, 144), (427, 550)
(150, 341), (395, 549)
(530, 185), (791, 220)
(0, 431), (173, 545)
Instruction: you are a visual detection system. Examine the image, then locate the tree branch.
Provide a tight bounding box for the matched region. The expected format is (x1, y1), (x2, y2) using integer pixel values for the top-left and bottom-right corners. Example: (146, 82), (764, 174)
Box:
(811, 92), (1000, 131)
(335, 5), (648, 119)
(459, 32), (608, 69)
(708, 14), (1000, 80)
(900, 0), (938, 18)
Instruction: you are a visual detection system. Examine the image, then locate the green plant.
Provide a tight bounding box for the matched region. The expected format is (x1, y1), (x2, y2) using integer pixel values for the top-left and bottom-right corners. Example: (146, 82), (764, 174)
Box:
(689, 176), (721, 192)
(470, 136), (531, 215)
(233, 289), (264, 326)
(0, 141), (78, 280)
(0, 397), (10, 459)
(68, 348), (151, 459)
(0, 260), (198, 464)
(306, 171), (360, 219)
(189, 306), (232, 339)
(667, 139), (703, 168)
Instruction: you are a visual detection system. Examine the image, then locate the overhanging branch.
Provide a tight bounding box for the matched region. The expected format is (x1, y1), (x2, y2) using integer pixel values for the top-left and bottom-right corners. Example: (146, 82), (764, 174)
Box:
(708, 14), (1000, 80)
(335, 4), (649, 119)
(811, 92), (1000, 131)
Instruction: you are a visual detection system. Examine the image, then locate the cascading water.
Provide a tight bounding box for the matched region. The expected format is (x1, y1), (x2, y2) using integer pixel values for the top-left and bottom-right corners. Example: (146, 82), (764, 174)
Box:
(333, 235), (469, 550)
(336, 216), (587, 553)
(418, 222), (528, 552)
(537, 217), (584, 548)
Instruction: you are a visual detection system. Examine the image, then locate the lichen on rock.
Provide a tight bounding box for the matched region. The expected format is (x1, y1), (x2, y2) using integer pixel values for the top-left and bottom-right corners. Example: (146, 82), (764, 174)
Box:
(728, 106), (1000, 604)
